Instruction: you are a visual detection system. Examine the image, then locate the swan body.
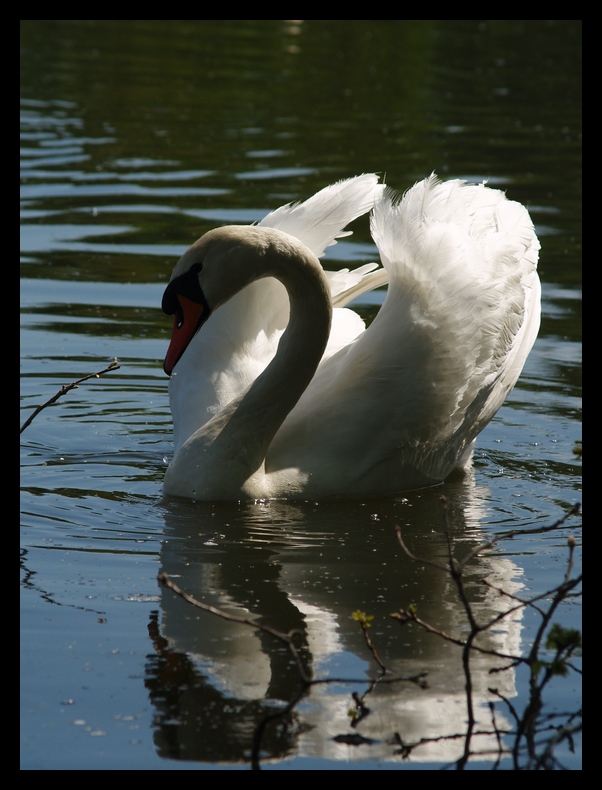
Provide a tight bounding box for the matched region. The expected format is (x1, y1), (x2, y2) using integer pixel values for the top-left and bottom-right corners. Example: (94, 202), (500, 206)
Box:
(162, 174), (540, 501)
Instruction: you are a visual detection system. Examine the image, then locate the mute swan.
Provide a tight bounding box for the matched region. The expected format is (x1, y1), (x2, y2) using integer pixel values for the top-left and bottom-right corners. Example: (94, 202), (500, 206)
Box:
(161, 174), (540, 501)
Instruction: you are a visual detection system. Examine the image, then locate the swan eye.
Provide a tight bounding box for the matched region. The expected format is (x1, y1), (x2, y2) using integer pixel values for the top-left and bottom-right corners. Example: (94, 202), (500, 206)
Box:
(175, 303), (184, 329)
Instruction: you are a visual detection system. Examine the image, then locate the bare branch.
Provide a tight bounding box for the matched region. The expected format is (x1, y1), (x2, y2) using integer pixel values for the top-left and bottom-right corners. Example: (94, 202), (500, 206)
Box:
(456, 504), (581, 572)
(20, 360), (121, 433)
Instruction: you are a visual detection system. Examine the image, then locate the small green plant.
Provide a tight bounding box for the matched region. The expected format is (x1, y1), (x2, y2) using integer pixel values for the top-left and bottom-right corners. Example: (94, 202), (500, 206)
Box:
(352, 610), (374, 628)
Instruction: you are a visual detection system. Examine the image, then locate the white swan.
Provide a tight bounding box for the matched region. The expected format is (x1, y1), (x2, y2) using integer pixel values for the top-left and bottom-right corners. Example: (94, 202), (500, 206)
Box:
(162, 174), (540, 501)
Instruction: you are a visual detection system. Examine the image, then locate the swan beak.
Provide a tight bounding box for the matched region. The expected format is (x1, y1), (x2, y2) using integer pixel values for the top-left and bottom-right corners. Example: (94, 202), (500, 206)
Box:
(163, 295), (207, 376)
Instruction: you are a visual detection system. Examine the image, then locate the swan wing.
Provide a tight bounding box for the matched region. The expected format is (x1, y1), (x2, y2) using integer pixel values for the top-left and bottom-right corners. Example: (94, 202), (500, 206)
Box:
(267, 175), (540, 492)
(260, 173), (387, 306)
(259, 173), (383, 259)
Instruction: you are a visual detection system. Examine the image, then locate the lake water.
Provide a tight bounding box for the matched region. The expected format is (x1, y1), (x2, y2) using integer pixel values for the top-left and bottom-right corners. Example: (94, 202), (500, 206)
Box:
(20, 20), (581, 770)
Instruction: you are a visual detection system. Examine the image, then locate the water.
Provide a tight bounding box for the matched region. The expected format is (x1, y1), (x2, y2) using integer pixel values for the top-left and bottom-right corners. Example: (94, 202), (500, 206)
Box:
(20, 20), (581, 770)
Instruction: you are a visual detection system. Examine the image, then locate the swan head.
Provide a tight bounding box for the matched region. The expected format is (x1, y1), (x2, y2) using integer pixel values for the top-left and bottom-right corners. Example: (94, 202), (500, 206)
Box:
(162, 225), (317, 375)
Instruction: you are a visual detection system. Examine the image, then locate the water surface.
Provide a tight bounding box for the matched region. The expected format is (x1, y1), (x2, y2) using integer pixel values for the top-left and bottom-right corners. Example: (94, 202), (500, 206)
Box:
(20, 20), (581, 770)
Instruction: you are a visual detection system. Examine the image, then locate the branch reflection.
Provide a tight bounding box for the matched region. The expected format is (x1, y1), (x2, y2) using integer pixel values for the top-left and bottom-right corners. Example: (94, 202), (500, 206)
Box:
(146, 477), (523, 765)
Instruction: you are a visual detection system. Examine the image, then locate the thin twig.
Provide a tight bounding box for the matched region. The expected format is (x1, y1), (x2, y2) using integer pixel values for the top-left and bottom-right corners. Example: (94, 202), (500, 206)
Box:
(158, 572), (310, 682)
(456, 504), (581, 572)
(391, 607), (519, 661)
(20, 360), (121, 433)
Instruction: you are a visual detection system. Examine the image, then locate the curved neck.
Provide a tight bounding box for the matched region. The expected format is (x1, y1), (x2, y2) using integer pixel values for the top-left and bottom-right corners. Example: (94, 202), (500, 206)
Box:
(168, 243), (332, 500)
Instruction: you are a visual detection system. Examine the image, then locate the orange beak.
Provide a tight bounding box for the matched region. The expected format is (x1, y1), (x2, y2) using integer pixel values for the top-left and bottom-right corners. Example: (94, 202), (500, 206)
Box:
(163, 295), (207, 375)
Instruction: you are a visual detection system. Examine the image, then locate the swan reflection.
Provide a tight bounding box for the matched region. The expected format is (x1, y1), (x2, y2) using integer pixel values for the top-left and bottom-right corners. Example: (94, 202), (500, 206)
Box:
(146, 478), (523, 765)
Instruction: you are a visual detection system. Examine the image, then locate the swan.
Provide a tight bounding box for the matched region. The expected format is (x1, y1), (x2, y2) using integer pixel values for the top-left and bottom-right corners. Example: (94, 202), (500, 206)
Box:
(161, 174), (541, 501)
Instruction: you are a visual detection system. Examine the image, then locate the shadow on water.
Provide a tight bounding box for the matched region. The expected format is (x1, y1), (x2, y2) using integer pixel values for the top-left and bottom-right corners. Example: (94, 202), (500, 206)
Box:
(146, 475), (524, 766)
